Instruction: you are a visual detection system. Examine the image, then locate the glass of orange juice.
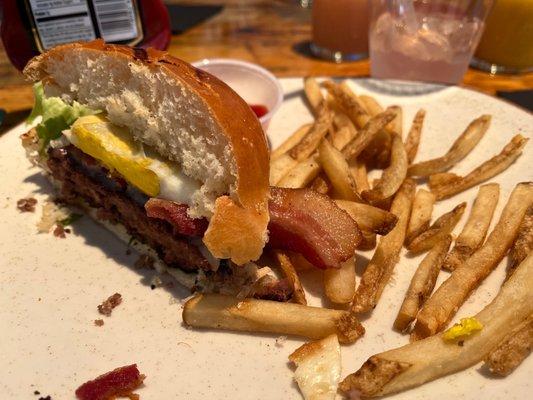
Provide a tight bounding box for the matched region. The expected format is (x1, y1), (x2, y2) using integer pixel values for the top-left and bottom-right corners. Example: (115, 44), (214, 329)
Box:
(310, 0), (369, 62)
(472, 0), (533, 73)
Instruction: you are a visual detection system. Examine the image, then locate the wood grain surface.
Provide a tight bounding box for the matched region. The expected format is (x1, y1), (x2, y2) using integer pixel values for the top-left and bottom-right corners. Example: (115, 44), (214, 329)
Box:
(0, 0), (531, 127)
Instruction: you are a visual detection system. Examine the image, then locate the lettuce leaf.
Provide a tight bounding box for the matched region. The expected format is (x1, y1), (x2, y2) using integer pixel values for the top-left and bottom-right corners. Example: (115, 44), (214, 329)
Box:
(27, 82), (100, 149)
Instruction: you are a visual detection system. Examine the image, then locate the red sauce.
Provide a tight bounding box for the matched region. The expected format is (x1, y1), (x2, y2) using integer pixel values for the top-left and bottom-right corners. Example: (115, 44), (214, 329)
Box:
(249, 104), (269, 119)
(1, 0), (171, 71)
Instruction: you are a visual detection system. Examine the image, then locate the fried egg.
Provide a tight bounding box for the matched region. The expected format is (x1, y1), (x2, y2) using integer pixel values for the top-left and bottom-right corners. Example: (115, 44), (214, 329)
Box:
(64, 115), (201, 206)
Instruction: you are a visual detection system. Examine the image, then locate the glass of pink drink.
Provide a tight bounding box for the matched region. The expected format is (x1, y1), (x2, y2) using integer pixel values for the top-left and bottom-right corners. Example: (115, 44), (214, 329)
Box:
(369, 0), (493, 84)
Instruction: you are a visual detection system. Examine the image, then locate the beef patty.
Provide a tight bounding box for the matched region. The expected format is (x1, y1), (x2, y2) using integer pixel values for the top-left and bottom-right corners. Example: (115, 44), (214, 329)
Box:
(47, 145), (210, 272)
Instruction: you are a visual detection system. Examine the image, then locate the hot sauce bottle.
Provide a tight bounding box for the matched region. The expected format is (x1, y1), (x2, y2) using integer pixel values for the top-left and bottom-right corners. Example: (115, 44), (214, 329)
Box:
(1, 0), (171, 71)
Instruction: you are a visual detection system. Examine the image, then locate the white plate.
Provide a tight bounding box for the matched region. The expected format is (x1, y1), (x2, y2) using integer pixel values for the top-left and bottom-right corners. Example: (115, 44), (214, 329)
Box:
(1, 79), (532, 400)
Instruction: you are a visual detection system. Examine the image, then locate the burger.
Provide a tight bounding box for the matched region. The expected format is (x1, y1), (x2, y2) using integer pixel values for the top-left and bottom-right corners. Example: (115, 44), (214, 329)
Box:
(21, 40), (360, 301)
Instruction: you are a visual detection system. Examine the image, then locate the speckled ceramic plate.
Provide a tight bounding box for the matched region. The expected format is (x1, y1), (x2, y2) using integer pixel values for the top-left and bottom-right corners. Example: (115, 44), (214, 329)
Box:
(1, 79), (532, 400)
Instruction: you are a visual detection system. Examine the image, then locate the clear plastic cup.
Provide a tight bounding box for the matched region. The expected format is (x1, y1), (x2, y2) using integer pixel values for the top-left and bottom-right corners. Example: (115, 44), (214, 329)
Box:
(369, 0), (494, 84)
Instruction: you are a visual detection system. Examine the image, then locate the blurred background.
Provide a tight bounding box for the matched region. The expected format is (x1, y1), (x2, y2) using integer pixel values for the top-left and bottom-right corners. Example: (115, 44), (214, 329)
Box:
(0, 0), (531, 131)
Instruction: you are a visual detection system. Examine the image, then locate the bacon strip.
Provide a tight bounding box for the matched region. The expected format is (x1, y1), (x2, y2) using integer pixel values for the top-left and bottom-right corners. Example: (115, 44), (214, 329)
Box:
(146, 188), (361, 269)
(75, 364), (145, 400)
(268, 187), (361, 269)
(145, 198), (208, 237)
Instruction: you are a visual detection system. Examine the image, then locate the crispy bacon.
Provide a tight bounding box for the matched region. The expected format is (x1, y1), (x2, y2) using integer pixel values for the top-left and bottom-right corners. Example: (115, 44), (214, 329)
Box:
(268, 187), (361, 269)
(145, 189), (361, 269)
(75, 364), (145, 400)
(145, 198), (208, 237)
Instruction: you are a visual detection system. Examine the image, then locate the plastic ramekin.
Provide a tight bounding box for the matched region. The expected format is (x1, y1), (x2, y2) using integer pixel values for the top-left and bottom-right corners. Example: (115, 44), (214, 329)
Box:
(192, 58), (284, 131)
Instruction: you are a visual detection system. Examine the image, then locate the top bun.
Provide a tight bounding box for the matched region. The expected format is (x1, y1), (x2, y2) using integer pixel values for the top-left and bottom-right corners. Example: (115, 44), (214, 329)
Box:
(24, 40), (270, 264)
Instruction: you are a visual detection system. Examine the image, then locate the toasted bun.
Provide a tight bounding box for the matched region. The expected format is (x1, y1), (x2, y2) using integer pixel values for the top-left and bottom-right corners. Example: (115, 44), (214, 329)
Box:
(23, 40), (270, 264)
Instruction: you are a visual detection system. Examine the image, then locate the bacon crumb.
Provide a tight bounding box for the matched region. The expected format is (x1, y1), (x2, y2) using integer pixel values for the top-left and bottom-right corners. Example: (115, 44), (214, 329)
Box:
(94, 319), (104, 327)
(97, 293), (122, 316)
(53, 225), (66, 238)
(75, 364), (145, 400)
(17, 197), (37, 212)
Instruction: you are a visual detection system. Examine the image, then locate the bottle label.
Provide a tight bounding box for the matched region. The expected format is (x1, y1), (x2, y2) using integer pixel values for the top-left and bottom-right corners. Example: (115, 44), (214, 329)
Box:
(25, 0), (143, 51)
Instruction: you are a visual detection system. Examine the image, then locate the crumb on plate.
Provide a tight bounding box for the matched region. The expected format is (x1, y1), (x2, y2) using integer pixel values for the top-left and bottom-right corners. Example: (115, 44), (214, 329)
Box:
(97, 293), (122, 316)
(17, 197), (37, 212)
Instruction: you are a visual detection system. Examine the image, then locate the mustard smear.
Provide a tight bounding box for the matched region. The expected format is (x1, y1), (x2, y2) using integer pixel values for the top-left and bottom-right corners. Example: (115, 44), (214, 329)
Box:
(442, 317), (483, 341)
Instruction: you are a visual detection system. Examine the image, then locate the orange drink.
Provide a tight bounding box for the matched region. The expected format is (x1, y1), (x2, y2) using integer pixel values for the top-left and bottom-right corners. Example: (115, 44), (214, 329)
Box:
(473, 0), (533, 73)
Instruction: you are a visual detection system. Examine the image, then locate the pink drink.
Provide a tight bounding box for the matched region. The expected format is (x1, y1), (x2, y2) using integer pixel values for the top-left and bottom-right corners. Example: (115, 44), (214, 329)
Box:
(370, 4), (485, 84)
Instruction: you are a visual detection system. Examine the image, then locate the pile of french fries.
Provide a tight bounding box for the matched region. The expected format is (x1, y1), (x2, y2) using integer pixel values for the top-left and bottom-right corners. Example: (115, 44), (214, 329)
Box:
(183, 78), (532, 399)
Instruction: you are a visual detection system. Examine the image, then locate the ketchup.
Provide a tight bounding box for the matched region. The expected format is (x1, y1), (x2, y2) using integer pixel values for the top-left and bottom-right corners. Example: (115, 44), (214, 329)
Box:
(249, 104), (269, 119)
(1, 0), (171, 71)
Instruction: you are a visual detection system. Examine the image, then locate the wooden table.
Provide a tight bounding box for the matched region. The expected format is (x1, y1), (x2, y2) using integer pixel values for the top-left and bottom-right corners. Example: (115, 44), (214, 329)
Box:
(1, 0), (531, 129)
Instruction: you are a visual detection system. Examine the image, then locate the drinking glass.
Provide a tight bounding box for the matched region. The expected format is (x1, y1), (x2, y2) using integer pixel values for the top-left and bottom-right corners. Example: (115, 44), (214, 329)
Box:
(369, 0), (494, 84)
(310, 0), (369, 62)
(471, 0), (533, 74)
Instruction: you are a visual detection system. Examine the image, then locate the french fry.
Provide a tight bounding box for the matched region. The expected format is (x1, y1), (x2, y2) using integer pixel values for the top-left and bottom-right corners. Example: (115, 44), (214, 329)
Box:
(352, 179), (416, 313)
(405, 189), (436, 246)
(289, 103), (333, 161)
(393, 235), (452, 332)
(362, 133), (408, 203)
(324, 257), (356, 304)
(407, 202), (466, 254)
(182, 293), (365, 344)
(290, 252), (315, 272)
(387, 105), (403, 136)
(408, 115), (491, 177)
(322, 80), (369, 128)
(319, 139), (361, 201)
(359, 231), (377, 250)
(350, 159), (370, 194)
(443, 183), (500, 271)
(309, 173), (331, 195)
(277, 154), (321, 188)
(339, 252), (533, 397)
(485, 219), (533, 376)
(335, 200), (398, 235)
(484, 319), (532, 377)
(304, 77), (324, 115)
(412, 182), (533, 340)
(364, 131), (392, 168)
(271, 123), (312, 160)
(270, 153), (298, 185)
(329, 80), (395, 168)
(508, 205), (533, 277)
(358, 95), (383, 117)
(358, 95), (392, 167)
(326, 94), (344, 115)
(331, 125), (356, 151)
(342, 109), (397, 162)
(274, 251), (307, 305)
(428, 172), (459, 188)
(429, 134), (528, 200)
(404, 109), (426, 164)
(332, 111), (358, 139)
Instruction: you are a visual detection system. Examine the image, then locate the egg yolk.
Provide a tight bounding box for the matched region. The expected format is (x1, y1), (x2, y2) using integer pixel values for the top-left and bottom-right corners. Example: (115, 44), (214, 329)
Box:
(70, 115), (160, 197)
